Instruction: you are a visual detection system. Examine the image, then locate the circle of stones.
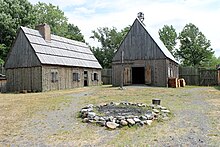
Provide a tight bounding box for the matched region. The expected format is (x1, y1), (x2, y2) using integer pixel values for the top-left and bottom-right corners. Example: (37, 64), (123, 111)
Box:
(79, 102), (171, 129)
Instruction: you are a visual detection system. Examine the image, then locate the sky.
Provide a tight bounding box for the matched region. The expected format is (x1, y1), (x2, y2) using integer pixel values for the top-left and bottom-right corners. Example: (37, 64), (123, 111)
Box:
(29, 0), (220, 57)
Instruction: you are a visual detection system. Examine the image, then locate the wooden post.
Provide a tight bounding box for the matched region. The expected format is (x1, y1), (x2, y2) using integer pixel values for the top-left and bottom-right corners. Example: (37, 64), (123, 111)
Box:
(120, 51), (124, 89)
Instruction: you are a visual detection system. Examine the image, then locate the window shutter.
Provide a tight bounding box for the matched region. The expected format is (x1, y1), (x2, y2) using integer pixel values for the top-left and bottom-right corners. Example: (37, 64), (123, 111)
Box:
(55, 72), (58, 82)
(73, 73), (80, 81)
(91, 73), (94, 81)
(77, 73), (81, 81)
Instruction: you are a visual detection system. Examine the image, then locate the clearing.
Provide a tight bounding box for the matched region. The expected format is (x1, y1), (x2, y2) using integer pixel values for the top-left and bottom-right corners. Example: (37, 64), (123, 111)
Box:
(0, 86), (219, 146)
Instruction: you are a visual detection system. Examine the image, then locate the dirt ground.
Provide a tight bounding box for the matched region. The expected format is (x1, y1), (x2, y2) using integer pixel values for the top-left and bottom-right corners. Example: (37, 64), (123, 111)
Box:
(0, 86), (219, 146)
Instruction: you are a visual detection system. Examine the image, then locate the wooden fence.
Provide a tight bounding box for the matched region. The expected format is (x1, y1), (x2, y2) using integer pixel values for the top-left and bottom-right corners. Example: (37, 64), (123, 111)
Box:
(101, 69), (112, 85)
(0, 64), (5, 75)
(0, 64), (6, 92)
(179, 66), (218, 86)
(102, 67), (219, 86)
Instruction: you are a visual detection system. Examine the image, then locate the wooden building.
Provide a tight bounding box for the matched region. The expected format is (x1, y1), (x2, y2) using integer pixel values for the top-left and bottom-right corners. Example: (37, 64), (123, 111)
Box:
(4, 24), (102, 92)
(0, 74), (6, 92)
(112, 17), (179, 87)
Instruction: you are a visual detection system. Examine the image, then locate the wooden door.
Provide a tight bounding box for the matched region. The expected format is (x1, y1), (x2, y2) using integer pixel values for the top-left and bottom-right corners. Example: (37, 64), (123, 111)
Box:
(124, 67), (131, 85)
(145, 64), (151, 85)
(84, 71), (88, 86)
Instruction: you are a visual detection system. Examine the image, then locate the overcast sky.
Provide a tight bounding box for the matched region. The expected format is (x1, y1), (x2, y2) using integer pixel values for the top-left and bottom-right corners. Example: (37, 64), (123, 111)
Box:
(29, 0), (220, 57)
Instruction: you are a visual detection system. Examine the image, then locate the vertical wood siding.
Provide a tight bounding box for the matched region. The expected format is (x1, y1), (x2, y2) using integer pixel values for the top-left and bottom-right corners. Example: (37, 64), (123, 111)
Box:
(6, 67), (42, 92)
(112, 59), (169, 87)
(5, 30), (41, 69)
(112, 19), (179, 87)
(113, 19), (166, 62)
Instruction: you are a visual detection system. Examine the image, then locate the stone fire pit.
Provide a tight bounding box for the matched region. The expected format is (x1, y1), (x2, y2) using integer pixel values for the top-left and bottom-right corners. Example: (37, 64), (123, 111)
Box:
(79, 102), (171, 129)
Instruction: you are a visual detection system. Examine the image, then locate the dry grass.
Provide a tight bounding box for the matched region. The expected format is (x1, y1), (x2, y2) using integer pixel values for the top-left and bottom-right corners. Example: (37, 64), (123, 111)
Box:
(0, 85), (220, 146)
(0, 87), (89, 141)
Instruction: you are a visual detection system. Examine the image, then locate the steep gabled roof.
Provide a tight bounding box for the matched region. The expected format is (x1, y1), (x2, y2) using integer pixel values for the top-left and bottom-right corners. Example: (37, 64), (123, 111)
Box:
(136, 19), (177, 63)
(113, 18), (178, 64)
(21, 27), (102, 69)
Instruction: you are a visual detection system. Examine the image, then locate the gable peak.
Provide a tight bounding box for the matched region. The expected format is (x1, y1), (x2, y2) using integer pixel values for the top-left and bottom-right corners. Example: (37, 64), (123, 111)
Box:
(137, 12), (145, 26)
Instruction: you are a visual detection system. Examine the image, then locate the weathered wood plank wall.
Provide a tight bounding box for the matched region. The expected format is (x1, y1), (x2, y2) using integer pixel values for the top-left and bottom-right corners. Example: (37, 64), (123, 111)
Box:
(112, 19), (179, 87)
(6, 67), (42, 92)
(112, 59), (175, 87)
(179, 67), (199, 85)
(113, 20), (165, 62)
(179, 67), (218, 86)
(4, 31), (41, 69)
(101, 69), (112, 85)
(42, 65), (101, 91)
(0, 79), (6, 92)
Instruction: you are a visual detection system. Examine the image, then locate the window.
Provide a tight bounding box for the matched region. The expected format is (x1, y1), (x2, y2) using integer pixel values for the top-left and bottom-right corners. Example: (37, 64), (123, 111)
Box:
(73, 73), (80, 81)
(51, 71), (58, 82)
(94, 73), (99, 81)
(168, 64), (173, 78)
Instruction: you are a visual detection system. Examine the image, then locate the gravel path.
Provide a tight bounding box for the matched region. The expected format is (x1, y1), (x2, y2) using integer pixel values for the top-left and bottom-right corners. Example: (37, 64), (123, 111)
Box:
(1, 86), (219, 146)
(153, 88), (216, 147)
(2, 90), (95, 146)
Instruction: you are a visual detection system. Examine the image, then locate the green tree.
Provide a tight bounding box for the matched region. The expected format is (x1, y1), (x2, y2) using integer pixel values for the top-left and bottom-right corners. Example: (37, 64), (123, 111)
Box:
(91, 26), (130, 68)
(0, 0), (34, 62)
(201, 55), (220, 68)
(177, 23), (214, 66)
(91, 46), (105, 68)
(159, 25), (177, 56)
(64, 23), (85, 42)
(0, 1), (85, 64)
(33, 2), (68, 37)
(33, 2), (85, 42)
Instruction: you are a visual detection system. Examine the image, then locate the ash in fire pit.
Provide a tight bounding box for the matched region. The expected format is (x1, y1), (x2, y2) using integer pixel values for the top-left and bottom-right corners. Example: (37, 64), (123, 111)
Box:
(98, 103), (147, 116)
(79, 102), (171, 129)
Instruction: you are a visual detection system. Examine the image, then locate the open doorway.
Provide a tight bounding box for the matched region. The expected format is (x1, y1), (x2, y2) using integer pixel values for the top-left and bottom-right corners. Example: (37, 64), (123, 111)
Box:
(132, 67), (145, 84)
(84, 71), (88, 86)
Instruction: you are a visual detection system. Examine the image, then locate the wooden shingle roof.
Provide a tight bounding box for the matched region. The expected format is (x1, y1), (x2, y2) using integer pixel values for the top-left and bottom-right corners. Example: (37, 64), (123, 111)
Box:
(21, 27), (102, 69)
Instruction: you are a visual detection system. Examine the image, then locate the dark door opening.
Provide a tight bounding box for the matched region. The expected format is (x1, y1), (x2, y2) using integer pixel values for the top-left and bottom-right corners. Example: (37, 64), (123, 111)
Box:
(132, 67), (145, 84)
(84, 71), (88, 86)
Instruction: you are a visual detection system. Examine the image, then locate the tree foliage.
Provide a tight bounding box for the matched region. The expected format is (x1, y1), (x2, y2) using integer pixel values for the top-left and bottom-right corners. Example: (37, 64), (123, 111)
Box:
(33, 2), (68, 37)
(33, 2), (85, 41)
(159, 23), (215, 67)
(0, 0), (34, 62)
(91, 26), (130, 68)
(177, 23), (214, 66)
(202, 55), (220, 68)
(158, 25), (177, 56)
(64, 24), (85, 42)
(0, 1), (85, 64)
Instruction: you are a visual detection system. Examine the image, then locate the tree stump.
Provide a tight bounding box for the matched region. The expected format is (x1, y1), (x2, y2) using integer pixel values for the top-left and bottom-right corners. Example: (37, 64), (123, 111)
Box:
(152, 99), (161, 105)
